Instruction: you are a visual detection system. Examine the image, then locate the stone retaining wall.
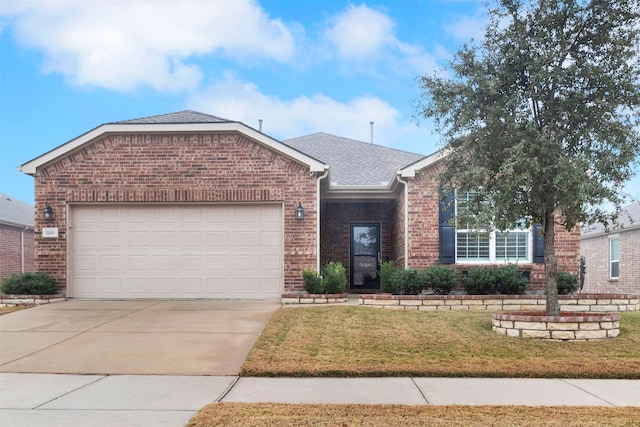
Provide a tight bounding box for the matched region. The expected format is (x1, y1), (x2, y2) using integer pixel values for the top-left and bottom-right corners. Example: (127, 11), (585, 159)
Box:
(358, 294), (638, 312)
(282, 293), (348, 305)
(0, 294), (66, 307)
(492, 311), (621, 341)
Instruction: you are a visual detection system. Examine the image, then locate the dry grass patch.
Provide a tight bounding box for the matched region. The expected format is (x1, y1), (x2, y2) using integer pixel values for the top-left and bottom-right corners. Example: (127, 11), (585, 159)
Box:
(188, 403), (640, 427)
(242, 307), (640, 378)
(0, 305), (33, 315)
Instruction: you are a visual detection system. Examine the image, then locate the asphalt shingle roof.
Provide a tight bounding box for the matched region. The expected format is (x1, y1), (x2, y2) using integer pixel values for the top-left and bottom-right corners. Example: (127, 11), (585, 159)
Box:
(582, 202), (640, 236)
(284, 132), (425, 187)
(115, 110), (231, 124)
(0, 193), (34, 227)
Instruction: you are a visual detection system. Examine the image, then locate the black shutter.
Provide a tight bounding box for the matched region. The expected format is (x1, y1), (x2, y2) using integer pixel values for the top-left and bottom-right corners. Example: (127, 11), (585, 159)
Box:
(439, 189), (455, 264)
(533, 223), (544, 263)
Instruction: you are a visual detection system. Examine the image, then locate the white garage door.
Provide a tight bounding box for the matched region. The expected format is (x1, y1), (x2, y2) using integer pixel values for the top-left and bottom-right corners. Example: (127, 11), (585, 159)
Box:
(70, 204), (283, 299)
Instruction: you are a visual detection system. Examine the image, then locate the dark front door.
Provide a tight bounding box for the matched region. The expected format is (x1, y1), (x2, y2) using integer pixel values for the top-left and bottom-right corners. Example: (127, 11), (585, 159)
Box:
(350, 223), (380, 290)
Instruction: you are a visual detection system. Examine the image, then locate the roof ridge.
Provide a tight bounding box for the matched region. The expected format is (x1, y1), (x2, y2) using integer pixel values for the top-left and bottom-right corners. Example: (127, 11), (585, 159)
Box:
(286, 132), (426, 157)
(113, 110), (232, 124)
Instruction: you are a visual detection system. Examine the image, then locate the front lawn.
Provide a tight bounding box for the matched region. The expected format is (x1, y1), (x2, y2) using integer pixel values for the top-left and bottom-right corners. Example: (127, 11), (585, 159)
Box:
(241, 306), (640, 378)
(187, 404), (640, 426)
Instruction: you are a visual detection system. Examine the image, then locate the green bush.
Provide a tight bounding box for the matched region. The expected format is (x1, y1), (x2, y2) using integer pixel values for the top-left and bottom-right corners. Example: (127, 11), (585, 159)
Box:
(463, 267), (496, 294)
(1, 272), (57, 295)
(493, 265), (528, 295)
(322, 262), (347, 294)
(557, 271), (579, 295)
(423, 265), (456, 295)
(379, 260), (398, 293)
(302, 268), (324, 294)
(390, 269), (423, 295)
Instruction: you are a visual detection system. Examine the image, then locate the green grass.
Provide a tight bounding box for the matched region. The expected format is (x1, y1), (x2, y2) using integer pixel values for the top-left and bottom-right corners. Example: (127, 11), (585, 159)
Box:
(241, 307), (640, 378)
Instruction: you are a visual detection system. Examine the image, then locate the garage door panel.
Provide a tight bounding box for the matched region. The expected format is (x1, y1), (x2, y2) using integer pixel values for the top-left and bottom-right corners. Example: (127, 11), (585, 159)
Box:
(206, 231), (227, 246)
(128, 278), (150, 295)
(102, 255), (123, 270)
(102, 231), (122, 247)
(128, 231), (149, 247)
(71, 204), (283, 299)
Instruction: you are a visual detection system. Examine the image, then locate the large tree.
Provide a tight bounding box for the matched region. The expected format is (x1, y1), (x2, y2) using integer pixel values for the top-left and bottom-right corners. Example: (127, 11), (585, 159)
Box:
(415, 0), (640, 315)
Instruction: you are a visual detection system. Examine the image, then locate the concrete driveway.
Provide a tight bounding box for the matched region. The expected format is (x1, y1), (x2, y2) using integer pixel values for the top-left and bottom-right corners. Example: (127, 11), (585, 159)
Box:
(0, 300), (279, 375)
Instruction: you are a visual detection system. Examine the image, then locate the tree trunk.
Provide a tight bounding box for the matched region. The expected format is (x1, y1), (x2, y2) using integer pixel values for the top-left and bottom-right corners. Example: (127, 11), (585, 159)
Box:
(544, 211), (559, 316)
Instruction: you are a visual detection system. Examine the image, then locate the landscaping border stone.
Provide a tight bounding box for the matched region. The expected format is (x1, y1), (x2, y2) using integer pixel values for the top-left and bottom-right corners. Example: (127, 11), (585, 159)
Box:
(492, 311), (621, 341)
(282, 293), (349, 305)
(358, 293), (638, 312)
(0, 293), (66, 307)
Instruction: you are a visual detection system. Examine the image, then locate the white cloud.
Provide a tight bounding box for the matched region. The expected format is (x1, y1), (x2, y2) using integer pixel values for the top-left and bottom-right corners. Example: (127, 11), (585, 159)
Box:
(325, 4), (396, 60)
(188, 73), (435, 154)
(323, 3), (438, 76)
(444, 10), (488, 43)
(1, 0), (296, 92)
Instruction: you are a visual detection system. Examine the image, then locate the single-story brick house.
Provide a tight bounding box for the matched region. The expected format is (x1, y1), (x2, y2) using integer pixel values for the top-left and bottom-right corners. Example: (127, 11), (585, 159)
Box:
(20, 111), (579, 299)
(581, 202), (640, 295)
(0, 193), (35, 278)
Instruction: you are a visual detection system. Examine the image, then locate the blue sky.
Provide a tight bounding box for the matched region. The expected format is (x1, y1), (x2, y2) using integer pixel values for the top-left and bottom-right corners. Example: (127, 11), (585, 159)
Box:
(1, 0), (638, 206)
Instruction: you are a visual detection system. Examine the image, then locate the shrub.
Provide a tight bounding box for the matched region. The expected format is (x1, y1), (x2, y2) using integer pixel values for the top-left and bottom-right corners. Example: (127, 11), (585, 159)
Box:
(379, 260), (398, 293)
(423, 265), (456, 295)
(390, 269), (423, 295)
(322, 262), (347, 294)
(1, 272), (57, 295)
(493, 265), (528, 295)
(302, 269), (324, 294)
(463, 267), (496, 295)
(557, 271), (579, 295)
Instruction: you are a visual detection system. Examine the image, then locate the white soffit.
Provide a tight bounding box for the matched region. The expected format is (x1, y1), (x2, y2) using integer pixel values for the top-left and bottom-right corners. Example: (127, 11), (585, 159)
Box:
(398, 148), (449, 178)
(19, 122), (326, 175)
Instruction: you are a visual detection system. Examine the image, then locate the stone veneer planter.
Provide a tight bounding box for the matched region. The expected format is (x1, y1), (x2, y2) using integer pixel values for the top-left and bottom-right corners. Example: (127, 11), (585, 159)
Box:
(358, 293), (638, 312)
(0, 294), (66, 307)
(282, 293), (348, 305)
(492, 311), (621, 341)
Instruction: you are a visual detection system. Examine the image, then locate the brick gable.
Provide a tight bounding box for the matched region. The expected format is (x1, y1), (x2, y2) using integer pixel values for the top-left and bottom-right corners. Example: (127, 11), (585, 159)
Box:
(34, 132), (318, 293)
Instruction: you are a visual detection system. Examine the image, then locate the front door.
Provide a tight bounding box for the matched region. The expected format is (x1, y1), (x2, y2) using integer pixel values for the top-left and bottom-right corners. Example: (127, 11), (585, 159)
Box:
(350, 222), (380, 290)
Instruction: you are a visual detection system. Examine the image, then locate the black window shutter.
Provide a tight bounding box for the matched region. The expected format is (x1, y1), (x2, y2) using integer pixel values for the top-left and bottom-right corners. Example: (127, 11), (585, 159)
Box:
(533, 223), (544, 263)
(439, 189), (455, 264)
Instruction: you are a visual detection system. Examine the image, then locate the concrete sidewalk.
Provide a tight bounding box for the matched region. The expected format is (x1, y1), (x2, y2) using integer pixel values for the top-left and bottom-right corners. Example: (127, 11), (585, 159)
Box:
(1, 373), (638, 427)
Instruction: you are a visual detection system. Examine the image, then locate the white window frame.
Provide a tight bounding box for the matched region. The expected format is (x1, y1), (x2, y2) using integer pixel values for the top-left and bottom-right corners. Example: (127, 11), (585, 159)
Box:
(609, 236), (620, 279)
(454, 190), (533, 264)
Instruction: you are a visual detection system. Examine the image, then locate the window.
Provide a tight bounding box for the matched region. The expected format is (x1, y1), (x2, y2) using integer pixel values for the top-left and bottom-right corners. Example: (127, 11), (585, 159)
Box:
(455, 191), (531, 263)
(610, 237), (620, 279)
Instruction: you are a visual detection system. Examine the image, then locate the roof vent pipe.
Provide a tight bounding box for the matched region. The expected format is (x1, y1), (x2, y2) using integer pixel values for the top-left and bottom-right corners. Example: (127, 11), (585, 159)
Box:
(370, 121), (374, 144)
(259, 119), (263, 132)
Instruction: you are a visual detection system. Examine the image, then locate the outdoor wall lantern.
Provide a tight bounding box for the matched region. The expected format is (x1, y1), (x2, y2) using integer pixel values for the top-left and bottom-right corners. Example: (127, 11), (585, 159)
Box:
(43, 203), (53, 220)
(295, 202), (304, 220)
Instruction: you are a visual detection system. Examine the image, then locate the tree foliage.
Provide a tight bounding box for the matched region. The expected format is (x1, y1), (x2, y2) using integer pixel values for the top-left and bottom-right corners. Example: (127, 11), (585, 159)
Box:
(415, 0), (640, 314)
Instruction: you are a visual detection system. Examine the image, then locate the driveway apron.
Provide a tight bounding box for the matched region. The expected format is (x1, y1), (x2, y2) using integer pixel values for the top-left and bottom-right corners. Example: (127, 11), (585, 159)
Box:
(0, 300), (279, 375)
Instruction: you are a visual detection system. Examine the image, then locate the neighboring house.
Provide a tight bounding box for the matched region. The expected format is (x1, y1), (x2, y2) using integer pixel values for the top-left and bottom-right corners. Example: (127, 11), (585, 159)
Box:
(581, 202), (640, 295)
(0, 193), (35, 278)
(19, 111), (579, 299)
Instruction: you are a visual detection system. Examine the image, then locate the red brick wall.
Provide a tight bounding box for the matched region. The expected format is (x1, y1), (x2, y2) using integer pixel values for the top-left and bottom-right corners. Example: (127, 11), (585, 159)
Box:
(0, 224), (35, 278)
(33, 132), (318, 293)
(406, 167), (441, 269)
(320, 201), (394, 284)
(581, 228), (640, 295)
(405, 166), (580, 293)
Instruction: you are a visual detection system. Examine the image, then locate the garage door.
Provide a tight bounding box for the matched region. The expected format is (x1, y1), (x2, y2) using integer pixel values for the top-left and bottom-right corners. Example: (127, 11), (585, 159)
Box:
(70, 204), (283, 299)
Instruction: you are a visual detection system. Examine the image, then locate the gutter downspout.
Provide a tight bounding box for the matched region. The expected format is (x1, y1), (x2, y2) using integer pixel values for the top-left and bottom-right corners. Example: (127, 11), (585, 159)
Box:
(396, 173), (409, 269)
(21, 226), (27, 273)
(316, 166), (330, 272)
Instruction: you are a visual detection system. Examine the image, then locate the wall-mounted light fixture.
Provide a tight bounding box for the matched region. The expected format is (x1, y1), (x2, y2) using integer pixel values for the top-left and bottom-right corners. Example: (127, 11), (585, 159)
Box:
(43, 203), (53, 220)
(295, 202), (304, 220)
